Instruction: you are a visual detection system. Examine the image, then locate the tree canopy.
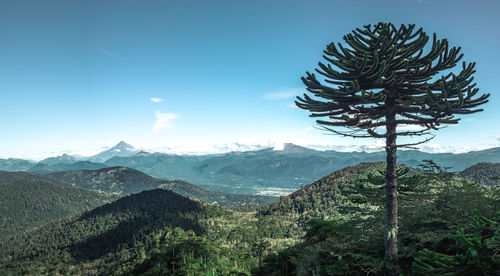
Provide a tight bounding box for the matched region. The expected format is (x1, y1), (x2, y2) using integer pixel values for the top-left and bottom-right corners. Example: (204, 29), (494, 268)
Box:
(296, 22), (489, 147)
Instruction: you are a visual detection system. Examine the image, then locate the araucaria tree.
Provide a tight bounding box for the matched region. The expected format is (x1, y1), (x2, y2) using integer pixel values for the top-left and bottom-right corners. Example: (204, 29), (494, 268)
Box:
(296, 22), (489, 275)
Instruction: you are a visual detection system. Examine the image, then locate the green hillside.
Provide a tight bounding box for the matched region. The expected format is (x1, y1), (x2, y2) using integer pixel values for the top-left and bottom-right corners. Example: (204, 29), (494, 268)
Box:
(47, 166), (277, 206)
(257, 162), (500, 275)
(459, 162), (500, 186)
(0, 171), (112, 238)
(1, 162), (498, 275)
(0, 189), (291, 275)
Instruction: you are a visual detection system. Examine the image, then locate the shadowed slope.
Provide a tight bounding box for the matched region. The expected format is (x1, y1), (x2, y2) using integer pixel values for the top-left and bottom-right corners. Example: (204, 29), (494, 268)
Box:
(0, 170), (112, 237)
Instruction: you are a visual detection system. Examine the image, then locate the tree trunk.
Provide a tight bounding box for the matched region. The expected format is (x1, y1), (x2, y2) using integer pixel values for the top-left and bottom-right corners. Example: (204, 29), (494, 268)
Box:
(385, 99), (400, 276)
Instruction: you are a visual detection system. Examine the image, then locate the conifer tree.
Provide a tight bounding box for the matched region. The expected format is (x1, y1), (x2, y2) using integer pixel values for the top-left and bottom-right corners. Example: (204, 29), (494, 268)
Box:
(296, 22), (489, 275)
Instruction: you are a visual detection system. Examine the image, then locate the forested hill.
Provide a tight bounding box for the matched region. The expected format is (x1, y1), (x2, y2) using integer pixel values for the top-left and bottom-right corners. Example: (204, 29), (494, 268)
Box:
(47, 166), (166, 194)
(262, 162), (387, 220)
(258, 161), (499, 238)
(256, 162), (499, 275)
(0, 170), (112, 237)
(1, 162), (498, 275)
(263, 161), (499, 220)
(0, 189), (231, 275)
(459, 162), (500, 186)
(47, 166), (277, 206)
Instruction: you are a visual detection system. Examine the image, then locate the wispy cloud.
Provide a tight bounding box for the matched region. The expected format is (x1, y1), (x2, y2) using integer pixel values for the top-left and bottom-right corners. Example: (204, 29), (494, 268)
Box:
(153, 111), (179, 132)
(397, 124), (427, 131)
(263, 88), (302, 100)
(100, 49), (118, 58)
(150, 97), (164, 103)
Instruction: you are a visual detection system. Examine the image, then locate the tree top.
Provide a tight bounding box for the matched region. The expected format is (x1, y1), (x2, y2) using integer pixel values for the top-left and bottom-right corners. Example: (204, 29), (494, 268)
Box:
(296, 22), (489, 147)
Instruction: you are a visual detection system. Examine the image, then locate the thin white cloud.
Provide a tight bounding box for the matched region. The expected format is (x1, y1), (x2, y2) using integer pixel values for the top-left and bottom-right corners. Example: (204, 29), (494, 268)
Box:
(100, 49), (118, 58)
(153, 111), (179, 132)
(397, 124), (427, 131)
(150, 97), (164, 103)
(263, 88), (302, 100)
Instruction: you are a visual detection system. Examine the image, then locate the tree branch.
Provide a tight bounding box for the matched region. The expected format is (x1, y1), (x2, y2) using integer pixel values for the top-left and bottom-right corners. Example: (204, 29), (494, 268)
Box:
(396, 135), (435, 149)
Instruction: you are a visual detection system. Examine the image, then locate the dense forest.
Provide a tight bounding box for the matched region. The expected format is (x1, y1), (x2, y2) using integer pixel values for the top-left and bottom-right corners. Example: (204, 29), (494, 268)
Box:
(257, 161), (500, 275)
(0, 161), (498, 275)
(459, 162), (500, 187)
(0, 171), (112, 237)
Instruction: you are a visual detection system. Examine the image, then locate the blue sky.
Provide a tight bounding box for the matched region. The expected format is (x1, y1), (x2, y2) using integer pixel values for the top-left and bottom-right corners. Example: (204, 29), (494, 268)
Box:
(0, 0), (498, 159)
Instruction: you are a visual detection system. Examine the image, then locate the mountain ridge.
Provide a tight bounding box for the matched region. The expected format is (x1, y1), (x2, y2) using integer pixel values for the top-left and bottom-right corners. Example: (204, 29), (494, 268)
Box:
(3, 143), (499, 195)
(46, 166), (277, 206)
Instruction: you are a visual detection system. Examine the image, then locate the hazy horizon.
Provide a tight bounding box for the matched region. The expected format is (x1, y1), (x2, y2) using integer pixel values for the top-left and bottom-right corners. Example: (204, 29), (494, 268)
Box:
(1, 0), (499, 159)
(4, 140), (498, 162)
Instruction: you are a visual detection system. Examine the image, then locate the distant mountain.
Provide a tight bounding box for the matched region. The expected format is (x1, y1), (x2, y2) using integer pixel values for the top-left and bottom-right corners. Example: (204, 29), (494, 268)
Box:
(0, 170), (112, 237)
(8, 143), (500, 195)
(0, 158), (34, 171)
(103, 146), (500, 195)
(88, 141), (138, 163)
(47, 166), (277, 206)
(26, 161), (107, 174)
(278, 143), (318, 154)
(459, 162), (500, 186)
(39, 153), (80, 165)
(397, 147), (500, 171)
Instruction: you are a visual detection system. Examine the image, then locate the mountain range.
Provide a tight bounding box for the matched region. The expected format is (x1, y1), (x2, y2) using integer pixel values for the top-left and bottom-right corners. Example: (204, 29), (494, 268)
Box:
(1, 141), (499, 195)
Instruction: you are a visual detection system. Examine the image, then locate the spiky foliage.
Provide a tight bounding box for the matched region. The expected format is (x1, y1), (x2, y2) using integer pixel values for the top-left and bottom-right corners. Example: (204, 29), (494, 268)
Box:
(296, 22), (489, 146)
(412, 211), (500, 275)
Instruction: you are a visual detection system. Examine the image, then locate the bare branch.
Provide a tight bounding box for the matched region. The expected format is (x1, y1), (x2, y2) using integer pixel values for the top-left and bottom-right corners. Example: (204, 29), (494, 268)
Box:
(319, 126), (378, 138)
(396, 135), (435, 149)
